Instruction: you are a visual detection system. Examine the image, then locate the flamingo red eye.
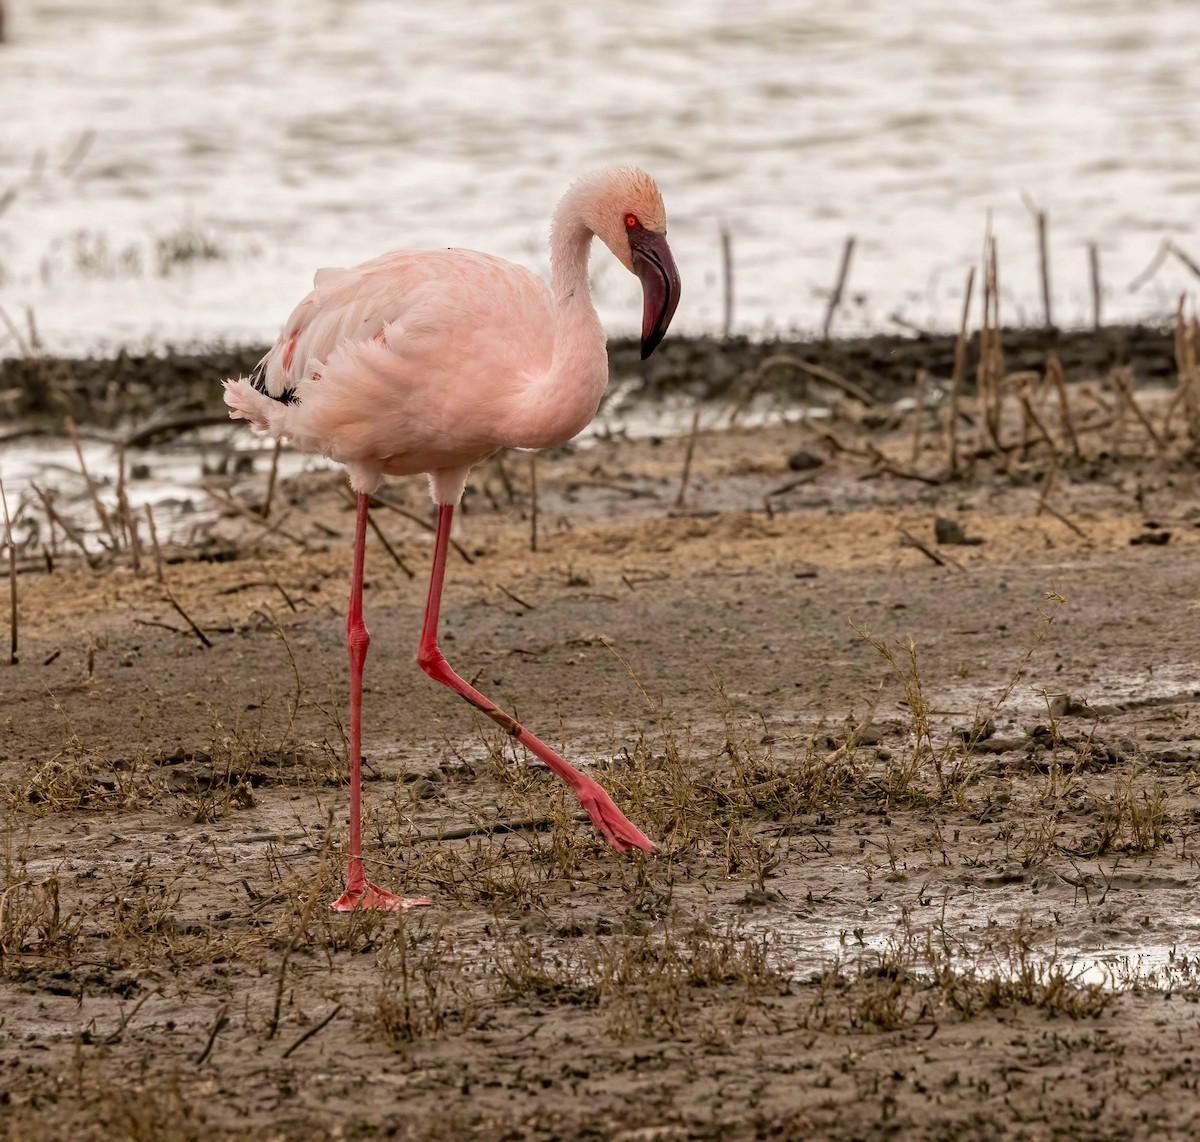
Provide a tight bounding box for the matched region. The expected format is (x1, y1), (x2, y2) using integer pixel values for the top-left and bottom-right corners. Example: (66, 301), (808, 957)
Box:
(624, 213), (638, 229)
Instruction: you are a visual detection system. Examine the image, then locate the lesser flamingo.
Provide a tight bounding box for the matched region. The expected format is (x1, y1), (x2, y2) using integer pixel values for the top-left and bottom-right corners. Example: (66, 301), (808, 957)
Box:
(224, 167), (681, 909)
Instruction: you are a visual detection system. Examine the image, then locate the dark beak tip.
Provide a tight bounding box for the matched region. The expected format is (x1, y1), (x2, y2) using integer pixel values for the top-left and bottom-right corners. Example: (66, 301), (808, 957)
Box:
(632, 231), (680, 362)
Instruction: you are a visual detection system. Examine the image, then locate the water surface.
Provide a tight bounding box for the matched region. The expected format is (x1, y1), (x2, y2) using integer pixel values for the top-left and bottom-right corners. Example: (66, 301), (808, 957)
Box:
(1, 0), (1198, 353)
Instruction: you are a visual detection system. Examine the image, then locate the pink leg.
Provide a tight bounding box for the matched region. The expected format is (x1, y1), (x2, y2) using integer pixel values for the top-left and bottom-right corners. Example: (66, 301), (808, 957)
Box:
(417, 504), (653, 853)
(332, 493), (432, 911)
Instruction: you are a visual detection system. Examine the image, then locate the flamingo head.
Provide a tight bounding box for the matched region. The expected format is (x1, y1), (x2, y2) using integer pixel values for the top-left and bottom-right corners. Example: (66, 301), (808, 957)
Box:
(566, 167), (682, 359)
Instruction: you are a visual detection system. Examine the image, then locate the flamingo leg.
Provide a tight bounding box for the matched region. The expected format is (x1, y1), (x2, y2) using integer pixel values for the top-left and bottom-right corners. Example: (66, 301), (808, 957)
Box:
(332, 493), (432, 911)
(417, 504), (653, 853)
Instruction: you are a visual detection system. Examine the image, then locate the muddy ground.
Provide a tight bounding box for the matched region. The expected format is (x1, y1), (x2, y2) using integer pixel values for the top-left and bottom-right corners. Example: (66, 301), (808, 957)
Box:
(2, 342), (1200, 1139)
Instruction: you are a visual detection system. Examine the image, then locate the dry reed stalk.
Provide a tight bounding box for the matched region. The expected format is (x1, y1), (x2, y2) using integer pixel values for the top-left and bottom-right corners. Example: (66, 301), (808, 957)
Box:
(725, 355), (874, 429)
(909, 369), (927, 466)
(31, 482), (96, 568)
(478, 474), (503, 513)
(988, 245), (1004, 432)
(1, 478), (16, 664)
(337, 484), (414, 579)
(1128, 238), (1170, 292)
(59, 128), (95, 178)
(143, 503), (164, 584)
(976, 291), (993, 450)
(1045, 355), (1081, 458)
(1111, 366), (1165, 454)
(365, 510), (414, 578)
(64, 416), (118, 550)
(369, 497), (474, 565)
(162, 584), (212, 649)
(822, 235), (855, 341)
(42, 496), (58, 560)
(126, 509), (142, 576)
(204, 486), (307, 548)
(0, 302), (31, 357)
(1017, 378), (1058, 458)
(899, 528), (965, 571)
(720, 223), (734, 340)
(1106, 377), (1129, 458)
(675, 407), (702, 508)
(267, 824), (332, 1041)
(1022, 194), (1053, 327)
(496, 582), (534, 612)
(1172, 242), (1200, 281)
(493, 452), (516, 504)
(262, 438), (282, 519)
(1130, 238), (1200, 292)
(282, 1005), (342, 1059)
(1088, 242), (1102, 330)
(270, 578), (298, 613)
(1164, 297), (1200, 446)
(945, 266), (975, 477)
(1035, 465), (1057, 516)
(1043, 505), (1089, 541)
(1018, 389), (1032, 458)
(528, 454), (538, 553)
(977, 234), (1005, 454)
(1185, 310), (1200, 445)
(865, 444), (943, 486)
(1035, 468), (1088, 539)
(194, 1004), (228, 1067)
(114, 443), (129, 549)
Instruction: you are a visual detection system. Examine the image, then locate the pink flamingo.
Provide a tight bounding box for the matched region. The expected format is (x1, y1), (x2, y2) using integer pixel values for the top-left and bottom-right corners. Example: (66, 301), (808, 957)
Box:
(224, 167), (681, 911)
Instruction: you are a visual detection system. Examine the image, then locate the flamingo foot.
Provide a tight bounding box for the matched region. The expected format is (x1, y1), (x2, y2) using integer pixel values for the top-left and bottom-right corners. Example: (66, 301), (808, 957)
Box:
(576, 779), (655, 853)
(331, 858), (432, 912)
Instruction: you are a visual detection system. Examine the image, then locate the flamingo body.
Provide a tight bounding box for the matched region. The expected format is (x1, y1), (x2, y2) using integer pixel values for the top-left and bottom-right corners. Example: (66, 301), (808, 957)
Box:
(226, 167), (675, 503)
(223, 167), (681, 909)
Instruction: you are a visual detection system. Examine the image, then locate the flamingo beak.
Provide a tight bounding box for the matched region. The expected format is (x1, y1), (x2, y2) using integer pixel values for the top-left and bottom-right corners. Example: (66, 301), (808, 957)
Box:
(630, 227), (681, 360)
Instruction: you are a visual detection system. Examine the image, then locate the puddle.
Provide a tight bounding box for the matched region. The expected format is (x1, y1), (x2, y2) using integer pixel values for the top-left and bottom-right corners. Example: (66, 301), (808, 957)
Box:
(754, 874), (1200, 991)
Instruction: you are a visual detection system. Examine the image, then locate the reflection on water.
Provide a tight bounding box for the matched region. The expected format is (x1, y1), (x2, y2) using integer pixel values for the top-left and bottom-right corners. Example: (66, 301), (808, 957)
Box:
(759, 883), (1200, 992)
(1, 0), (1198, 352)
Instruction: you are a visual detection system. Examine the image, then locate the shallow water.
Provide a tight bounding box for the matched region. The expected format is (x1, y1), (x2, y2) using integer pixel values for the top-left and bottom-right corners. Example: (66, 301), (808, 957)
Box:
(762, 881), (1200, 991)
(0, 429), (314, 545)
(2, 0), (1199, 353)
(0, 385), (823, 541)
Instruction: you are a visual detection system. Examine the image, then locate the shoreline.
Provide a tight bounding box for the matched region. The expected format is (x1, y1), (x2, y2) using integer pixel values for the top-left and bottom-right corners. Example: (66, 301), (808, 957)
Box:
(0, 321), (1182, 427)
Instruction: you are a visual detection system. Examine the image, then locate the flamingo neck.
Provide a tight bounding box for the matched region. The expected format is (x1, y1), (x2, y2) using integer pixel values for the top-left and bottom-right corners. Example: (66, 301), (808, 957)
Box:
(506, 210), (608, 449)
(550, 211), (596, 308)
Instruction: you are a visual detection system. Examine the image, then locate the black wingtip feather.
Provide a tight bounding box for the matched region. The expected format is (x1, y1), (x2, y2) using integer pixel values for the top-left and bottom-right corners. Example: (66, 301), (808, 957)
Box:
(247, 353), (299, 405)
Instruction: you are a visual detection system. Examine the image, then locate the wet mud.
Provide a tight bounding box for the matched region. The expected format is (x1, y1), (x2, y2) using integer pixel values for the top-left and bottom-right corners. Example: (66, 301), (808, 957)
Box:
(2, 337), (1200, 1139)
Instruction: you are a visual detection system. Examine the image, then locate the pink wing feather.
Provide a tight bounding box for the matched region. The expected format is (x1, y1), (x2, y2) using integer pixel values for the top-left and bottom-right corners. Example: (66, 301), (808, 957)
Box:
(239, 248), (563, 496)
(255, 249), (554, 400)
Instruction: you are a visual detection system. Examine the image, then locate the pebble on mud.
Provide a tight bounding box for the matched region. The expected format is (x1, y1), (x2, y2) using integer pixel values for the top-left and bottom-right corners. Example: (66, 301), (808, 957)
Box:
(934, 516), (984, 546)
(786, 449), (824, 472)
(1047, 693), (1070, 719)
(1130, 530), (1171, 546)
